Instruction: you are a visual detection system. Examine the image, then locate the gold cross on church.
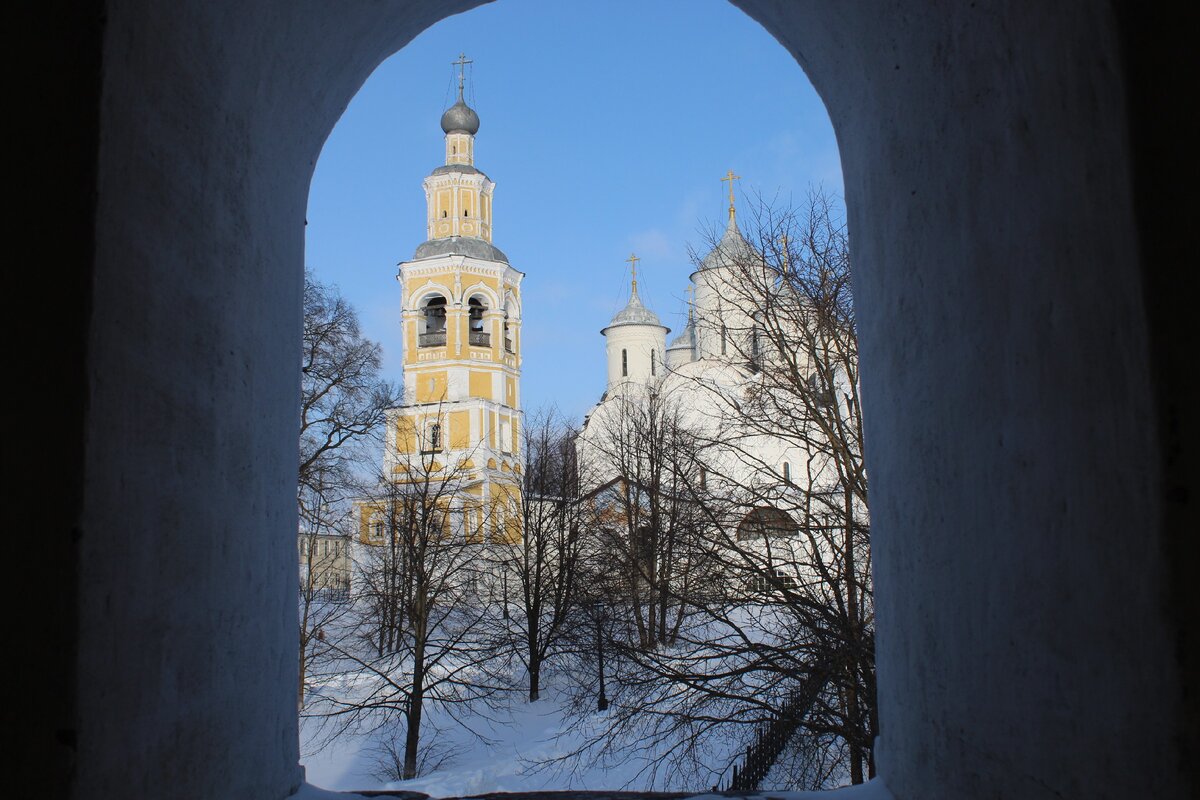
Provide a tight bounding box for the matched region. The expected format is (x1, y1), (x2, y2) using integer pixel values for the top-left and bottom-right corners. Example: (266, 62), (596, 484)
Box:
(452, 52), (473, 96)
(721, 169), (741, 221)
(625, 252), (640, 291)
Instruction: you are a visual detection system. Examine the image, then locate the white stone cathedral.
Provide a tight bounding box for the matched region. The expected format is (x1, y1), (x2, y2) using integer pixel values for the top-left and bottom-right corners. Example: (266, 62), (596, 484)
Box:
(576, 182), (850, 559)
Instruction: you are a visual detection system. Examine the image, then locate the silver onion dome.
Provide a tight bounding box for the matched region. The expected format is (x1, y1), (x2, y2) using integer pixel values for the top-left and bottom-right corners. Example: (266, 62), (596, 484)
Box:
(440, 99), (480, 135)
(604, 284), (667, 332)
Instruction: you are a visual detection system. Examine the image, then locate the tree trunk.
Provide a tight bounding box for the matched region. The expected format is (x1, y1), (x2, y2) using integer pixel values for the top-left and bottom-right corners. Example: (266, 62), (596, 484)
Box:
(596, 612), (609, 711)
(297, 643), (307, 710)
(843, 487), (864, 784)
(403, 641), (425, 780)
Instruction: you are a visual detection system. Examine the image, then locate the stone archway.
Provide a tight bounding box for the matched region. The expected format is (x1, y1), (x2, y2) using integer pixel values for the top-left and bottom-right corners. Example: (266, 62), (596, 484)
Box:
(18, 3), (1194, 799)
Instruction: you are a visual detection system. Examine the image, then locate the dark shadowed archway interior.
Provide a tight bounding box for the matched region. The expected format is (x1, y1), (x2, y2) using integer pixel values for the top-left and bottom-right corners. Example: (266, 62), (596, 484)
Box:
(26, 1), (1193, 799)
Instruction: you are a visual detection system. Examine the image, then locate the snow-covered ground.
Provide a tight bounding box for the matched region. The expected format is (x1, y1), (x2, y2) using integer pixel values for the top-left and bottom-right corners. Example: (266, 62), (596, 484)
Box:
(301, 681), (889, 799)
(303, 683), (702, 795)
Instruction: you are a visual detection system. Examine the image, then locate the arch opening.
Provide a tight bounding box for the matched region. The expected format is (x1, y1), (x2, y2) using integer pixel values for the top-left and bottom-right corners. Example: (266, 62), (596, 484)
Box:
(56, 2), (1188, 800)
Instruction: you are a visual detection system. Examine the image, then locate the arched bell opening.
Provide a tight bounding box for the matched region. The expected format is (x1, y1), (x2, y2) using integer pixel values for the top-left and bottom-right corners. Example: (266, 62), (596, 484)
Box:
(468, 295), (490, 347)
(419, 295), (448, 347)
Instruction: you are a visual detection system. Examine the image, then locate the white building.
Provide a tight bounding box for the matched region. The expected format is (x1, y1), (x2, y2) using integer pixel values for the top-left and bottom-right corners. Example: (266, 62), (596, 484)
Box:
(577, 187), (861, 590)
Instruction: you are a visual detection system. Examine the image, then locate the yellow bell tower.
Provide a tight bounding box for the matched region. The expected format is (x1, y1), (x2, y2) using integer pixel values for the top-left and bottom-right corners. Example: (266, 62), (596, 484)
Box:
(365, 55), (524, 546)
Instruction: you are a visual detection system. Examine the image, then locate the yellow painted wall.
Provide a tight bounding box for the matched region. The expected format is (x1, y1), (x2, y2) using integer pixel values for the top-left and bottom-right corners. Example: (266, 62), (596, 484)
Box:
(469, 370), (493, 399)
(404, 319), (418, 364)
(488, 481), (523, 544)
(358, 503), (384, 544)
(449, 410), (471, 449)
(416, 371), (448, 402)
(396, 418), (417, 453)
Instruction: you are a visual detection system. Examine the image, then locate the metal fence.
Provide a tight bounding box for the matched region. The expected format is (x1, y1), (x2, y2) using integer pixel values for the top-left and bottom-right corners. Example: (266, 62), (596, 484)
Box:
(713, 663), (832, 792)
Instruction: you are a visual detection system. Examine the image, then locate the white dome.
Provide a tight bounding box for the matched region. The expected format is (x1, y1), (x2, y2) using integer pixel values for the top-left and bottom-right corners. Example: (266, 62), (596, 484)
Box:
(697, 215), (756, 273)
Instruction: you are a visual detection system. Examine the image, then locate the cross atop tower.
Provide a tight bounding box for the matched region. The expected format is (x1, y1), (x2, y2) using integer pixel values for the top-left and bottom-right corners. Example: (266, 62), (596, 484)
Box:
(685, 283), (694, 321)
(625, 252), (640, 292)
(453, 52), (473, 99)
(779, 233), (790, 270)
(721, 169), (741, 223)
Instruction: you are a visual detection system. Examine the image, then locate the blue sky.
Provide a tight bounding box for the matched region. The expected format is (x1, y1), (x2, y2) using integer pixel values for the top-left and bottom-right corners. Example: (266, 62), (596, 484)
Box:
(305, 0), (842, 420)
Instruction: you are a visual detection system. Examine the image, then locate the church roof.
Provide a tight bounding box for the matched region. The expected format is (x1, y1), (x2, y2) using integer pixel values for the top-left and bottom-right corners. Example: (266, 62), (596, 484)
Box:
(604, 283), (667, 332)
(413, 236), (508, 264)
(430, 163), (487, 177)
(696, 213), (755, 272)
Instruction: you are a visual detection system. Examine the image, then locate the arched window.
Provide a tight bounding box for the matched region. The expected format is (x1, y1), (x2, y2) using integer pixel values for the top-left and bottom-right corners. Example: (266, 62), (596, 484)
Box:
(442, 210), (448, 218)
(721, 324), (728, 355)
(419, 296), (447, 347)
(651, 349), (657, 375)
(782, 462), (791, 483)
(622, 349), (628, 377)
(428, 422), (442, 452)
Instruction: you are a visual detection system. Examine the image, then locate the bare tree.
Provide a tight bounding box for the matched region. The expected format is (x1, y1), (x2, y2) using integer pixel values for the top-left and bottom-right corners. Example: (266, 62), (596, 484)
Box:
(677, 188), (874, 786)
(297, 477), (355, 710)
(300, 271), (403, 499)
(298, 271), (402, 708)
(307, 416), (512, 781)
(577, 388), (714, 651)
(560, 189), (873, 790)
(499, 408), (587, 701)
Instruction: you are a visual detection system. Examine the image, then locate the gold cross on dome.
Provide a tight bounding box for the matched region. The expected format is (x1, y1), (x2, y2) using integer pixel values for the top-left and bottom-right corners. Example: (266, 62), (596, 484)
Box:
(625, 252), (640, 291)
(779, 233), (790, 269)
(721, 169), (741, 219)
(452, 52), (473, 96)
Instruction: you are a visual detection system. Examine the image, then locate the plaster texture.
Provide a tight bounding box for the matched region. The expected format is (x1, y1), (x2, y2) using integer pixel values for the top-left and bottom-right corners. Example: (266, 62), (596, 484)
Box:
(15, 2), (1194, 799)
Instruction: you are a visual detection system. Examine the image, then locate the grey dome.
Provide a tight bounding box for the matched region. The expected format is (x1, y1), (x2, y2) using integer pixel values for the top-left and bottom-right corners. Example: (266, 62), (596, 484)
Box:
(413, 236), (508, 264)
(440, 99), (480, 135)
(697, 214), (755, 272)
(667, 323), (695, 350)
(603, 285), (668, 332)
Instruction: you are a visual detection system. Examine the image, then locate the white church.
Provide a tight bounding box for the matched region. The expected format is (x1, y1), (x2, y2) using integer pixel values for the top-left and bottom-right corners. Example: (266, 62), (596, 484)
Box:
(575, 178), (864, 590)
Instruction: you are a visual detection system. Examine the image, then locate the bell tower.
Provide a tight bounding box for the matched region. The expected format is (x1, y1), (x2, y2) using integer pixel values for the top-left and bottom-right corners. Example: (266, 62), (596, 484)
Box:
(364, 55), (524, 547)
